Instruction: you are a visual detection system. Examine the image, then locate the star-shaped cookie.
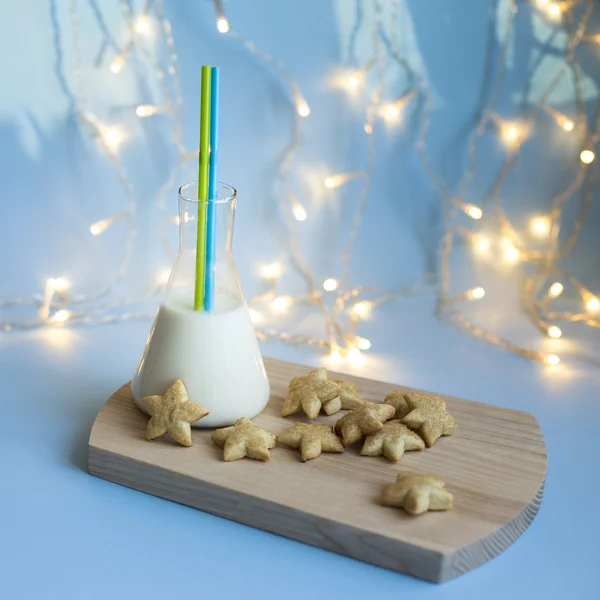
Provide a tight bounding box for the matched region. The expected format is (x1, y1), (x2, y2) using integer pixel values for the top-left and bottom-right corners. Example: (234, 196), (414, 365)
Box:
(281, 368), (341, 419)
(384, 390), (410, 419)
(332, 379), (364, 410)
(277, 422), (344, 461)
(211, 417), (277, 461)
(401, 392), (457, 447)
(360, 420), (425, 462)
(140, 379), (209, 447)
(334, 402), (395, 446)
(380, 472), (453, 515)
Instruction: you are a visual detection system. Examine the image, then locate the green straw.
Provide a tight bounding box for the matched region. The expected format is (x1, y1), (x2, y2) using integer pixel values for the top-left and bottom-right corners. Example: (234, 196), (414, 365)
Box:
(194, 66), (212, 310)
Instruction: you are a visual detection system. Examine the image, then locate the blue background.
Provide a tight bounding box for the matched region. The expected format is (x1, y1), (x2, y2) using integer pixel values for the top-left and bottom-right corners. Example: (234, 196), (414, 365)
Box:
(1, 1), (600, 598)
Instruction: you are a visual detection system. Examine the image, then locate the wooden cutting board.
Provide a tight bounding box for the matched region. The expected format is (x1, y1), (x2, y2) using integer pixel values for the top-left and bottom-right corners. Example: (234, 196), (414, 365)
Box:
(88, 358), (546, 582)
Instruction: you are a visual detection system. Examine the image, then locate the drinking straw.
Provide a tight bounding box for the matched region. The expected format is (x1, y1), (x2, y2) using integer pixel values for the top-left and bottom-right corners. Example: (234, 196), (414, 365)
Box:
(194, 66), (212, 311)
(204, 66), (220, 311)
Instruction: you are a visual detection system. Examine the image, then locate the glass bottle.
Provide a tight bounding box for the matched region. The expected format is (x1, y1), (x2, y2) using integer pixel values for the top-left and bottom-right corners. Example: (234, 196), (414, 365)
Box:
(131, 182), (270, 427)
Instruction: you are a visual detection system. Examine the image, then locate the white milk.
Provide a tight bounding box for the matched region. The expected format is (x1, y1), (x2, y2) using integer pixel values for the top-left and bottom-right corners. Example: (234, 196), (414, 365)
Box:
(131, 290), (270, 427)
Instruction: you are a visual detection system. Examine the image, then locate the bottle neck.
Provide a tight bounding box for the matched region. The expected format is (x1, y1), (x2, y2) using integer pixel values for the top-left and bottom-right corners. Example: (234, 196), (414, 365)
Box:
(178, 196), (235, 256)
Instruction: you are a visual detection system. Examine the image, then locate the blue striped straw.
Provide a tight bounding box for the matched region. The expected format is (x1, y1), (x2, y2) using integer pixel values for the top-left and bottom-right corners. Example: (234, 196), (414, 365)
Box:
(204, 67), (220, 311)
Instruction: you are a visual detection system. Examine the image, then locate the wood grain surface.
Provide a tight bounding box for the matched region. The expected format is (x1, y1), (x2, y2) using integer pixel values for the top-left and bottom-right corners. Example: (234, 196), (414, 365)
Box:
(88, 357), (547, 582)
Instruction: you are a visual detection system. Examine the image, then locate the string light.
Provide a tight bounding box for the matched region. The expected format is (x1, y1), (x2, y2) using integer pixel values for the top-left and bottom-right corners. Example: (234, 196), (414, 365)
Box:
(297, 100), (310, 118)
(547, 325), (562, 338)
(585, 295), (600, 312)
(259, 262), (282, 280)
(545, 3), (562, 21)
(89, 211), (127, 236)
(356, 337), (371, 350)
(548, 282), (564, 298)
(546, 354), (560, 366)
(216, 16), (230, 33)
(110, 54), (126, 74)
(271, 295), (292, 313)
(2, 0), (598, 370)
(562, 119), (575, 132)
(473, 235), (490, 254)
(582, 34), (600, 45)
(502, 240), (520, 263)
(497, 118), (529, 150)
(580, 149), (595, 164)
(348, 347), (365, 367)
(101, 126), (126, 153)
(136, 104), (170, 118)
(48, 277), (69, 292)
(133, 14), (152, 36)
(379, 89), (417, 124)
(323, 278), (338, 292)
(463, 204), (483, 220)
(352, 301), (371, 318)
(346, 72), (362, 91)
(468, 287), (486, 300)
(324, 171), (363, 189)
(329, 347), (342, 365)
(248, 308), (263, 324)
(530, 215), (551, 237)
(292, 204), (307, 221)
(51, 309), (72, 324)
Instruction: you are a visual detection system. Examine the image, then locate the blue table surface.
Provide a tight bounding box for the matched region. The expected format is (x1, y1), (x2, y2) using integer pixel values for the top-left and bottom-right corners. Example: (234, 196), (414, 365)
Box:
(1, 297), (599, 600)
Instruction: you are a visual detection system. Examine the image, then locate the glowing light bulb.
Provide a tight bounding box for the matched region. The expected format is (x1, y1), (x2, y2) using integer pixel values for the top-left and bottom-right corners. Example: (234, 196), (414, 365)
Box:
(110, 54), (125, 74)
(580, 150), (595, 165)
(133, 14), (152, 35)
(271, 295), (291, 313)
(248, 308), (263, 324)
(562, 119), (574, 132)
(52, 309), (71, 323)
(356, 337), (371, 350)
(89, 220), (107, 236)
(102, 126), (125, 152)
(293, 205), (307, 221)
(549, 282), (563, 298)
(468, 287), (486, 300)
(586, 296), (600, 312)
(352, 301), (371, 318)
(465, 204), (483, 220)
(297, 101), (310, 117)
(259, 262), (282, 279)
(546, 354), (560, 365)
(346, 72), (361, 90)
(364, 122), (373, 134)
(323, 278), (338, 292)
(135, 104), (167, 118)
(503, 242), (520, 263)
(216, 16), (230, 33)
(530, 215), (551, 237)
(348, 347), (365, 367)
(548, 325), (562, 339)
(48, 277), (69, 292)
(382, 104), (400, 121)
(500, 121), (528, 148)
(324, 172), (361, 190)
(546, 3), (561, 19)
(474, 235), (490, 254)
(329, 348), (342, 365)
